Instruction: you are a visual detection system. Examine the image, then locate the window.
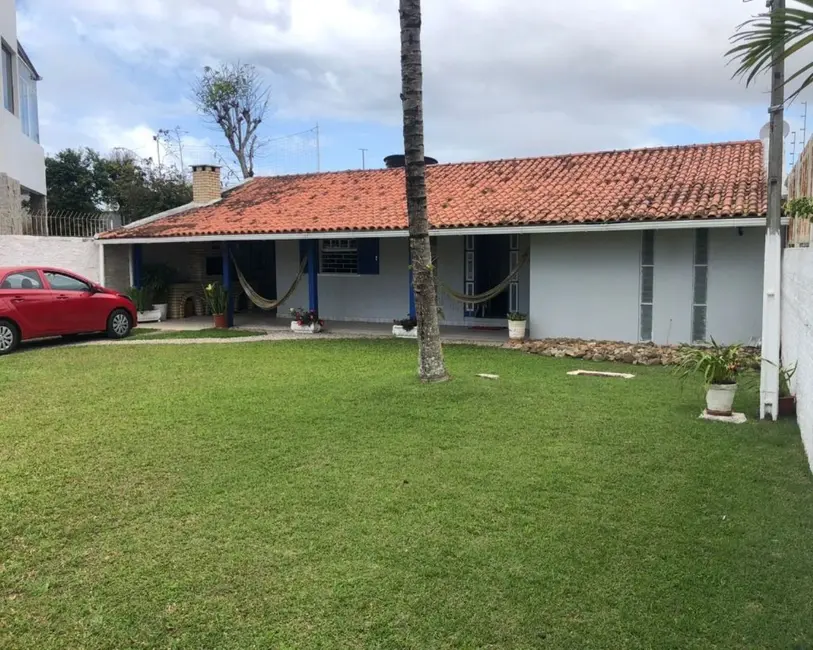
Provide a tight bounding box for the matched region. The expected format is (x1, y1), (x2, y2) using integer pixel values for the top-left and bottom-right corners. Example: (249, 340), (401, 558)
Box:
(464, 235), (475, 315)
(18, 59), (38, 142)
(692, 230), (709, 342)
(45, 272), (90, 292)
(1, 270), (43, 290)
(639, 230), (654, 342)
(509, 234), (520, 313)
(320, 239), (358, 274)
(2, 43), (14, 114)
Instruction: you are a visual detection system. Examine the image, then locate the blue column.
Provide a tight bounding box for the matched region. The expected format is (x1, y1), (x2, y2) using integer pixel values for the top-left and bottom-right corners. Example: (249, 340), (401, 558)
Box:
(222, 242), (234, 327)
(132, 244), (143, 288)
(408, 244), (416, 319)
(308, 240), (319, 313)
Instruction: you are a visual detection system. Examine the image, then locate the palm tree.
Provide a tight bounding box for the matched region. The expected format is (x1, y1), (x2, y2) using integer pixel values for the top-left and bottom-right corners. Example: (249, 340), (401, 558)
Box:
(728, 0), (811, 102)
(399, 0), (449, 383)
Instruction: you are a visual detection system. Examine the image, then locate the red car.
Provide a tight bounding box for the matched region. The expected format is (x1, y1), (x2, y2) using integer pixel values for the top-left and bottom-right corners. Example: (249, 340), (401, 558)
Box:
(0, 266), (137, 354)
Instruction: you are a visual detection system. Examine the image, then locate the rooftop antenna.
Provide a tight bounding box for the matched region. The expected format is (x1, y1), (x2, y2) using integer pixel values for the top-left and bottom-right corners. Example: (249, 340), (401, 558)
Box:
(790, 131), (797, 167)
(802, 101), (808, 146)
(359, 148), (368, 170)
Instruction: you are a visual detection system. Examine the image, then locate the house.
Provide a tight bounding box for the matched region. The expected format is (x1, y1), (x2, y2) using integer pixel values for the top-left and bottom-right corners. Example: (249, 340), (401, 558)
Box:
(97, 140), (774, 345)
(0, 0), (44, 234)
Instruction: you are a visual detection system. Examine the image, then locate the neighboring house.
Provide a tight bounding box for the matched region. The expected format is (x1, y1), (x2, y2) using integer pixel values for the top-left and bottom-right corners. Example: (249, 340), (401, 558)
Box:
(0, 0), (44, 234)
(98, 140), (774, 345)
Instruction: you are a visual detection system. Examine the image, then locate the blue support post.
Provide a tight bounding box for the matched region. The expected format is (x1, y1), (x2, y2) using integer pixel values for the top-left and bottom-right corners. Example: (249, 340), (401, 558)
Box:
(222, 242), (234, 328)
(307, 240), (319, 313)
(408, 244), (416, 319)
(132, 244), (143, 288)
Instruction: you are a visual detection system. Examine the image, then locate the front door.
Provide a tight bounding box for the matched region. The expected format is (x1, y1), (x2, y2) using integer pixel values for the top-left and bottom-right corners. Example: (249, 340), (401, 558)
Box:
(473, 235), (510, 319)
(232, 241), (276, 312)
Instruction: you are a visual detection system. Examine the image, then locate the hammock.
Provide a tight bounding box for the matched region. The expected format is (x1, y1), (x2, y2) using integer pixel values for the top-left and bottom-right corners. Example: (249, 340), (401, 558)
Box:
(436, 250), (529, 304)
(231, 254), (308, 311)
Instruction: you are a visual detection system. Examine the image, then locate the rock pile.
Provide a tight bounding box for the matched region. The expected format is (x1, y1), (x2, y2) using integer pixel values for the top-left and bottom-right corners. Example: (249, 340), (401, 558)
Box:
(509, 338), (759, 367)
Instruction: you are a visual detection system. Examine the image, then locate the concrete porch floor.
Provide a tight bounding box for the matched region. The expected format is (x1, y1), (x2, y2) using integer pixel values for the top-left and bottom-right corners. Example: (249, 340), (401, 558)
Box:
(143, 313), (510, 345)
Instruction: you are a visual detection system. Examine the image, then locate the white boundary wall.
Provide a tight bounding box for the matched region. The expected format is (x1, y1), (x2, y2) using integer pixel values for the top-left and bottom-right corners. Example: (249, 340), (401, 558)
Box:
(0, 235), (100, 281)
(781, 248), (813, 471)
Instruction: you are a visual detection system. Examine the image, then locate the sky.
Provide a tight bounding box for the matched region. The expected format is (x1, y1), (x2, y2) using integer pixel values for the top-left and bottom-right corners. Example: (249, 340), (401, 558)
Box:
(15, 0), (813, 176)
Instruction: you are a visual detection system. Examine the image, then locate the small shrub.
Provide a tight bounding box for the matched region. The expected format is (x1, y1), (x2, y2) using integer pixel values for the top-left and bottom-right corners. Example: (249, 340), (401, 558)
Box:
(290, 307), (324, 326)
(203, 282), (228, 315)
(675, 339), (753, 386)
(507, 312), (527, 321)
(127, 286), (154, 312)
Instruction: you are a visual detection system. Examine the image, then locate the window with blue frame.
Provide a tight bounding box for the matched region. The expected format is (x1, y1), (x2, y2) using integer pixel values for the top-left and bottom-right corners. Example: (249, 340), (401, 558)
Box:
(317, 238), (379, 275)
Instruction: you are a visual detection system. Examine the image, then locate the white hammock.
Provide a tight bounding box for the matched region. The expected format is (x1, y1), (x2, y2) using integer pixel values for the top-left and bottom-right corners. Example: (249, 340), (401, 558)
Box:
(436, 250), (529, 304)
(231, 254), (308, 311)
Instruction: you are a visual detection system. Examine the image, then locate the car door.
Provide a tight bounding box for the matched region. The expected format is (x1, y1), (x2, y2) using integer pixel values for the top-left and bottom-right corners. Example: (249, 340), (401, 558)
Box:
(42, 271), (102, 334)
(0, 269), (55, 338)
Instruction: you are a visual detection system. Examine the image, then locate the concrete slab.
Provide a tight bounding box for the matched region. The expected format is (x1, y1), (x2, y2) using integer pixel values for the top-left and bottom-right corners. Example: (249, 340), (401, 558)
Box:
(699, 410), (748, 424)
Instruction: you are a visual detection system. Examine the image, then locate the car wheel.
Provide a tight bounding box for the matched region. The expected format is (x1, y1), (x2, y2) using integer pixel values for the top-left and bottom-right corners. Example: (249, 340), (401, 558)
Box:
(107, 309), (132, 339)
(0, 320), (19, 355)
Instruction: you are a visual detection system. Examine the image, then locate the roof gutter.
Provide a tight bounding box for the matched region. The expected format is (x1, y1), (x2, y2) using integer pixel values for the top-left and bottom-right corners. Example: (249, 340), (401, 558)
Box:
(96, 216), (783, 245)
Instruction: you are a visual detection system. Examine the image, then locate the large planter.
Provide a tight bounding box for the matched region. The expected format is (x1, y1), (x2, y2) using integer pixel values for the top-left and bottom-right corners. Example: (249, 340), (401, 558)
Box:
(779, 395), (797, 417)
(137, 309), (162, 324)
(393, 325), (418, 339)
(154, 303), (169, 321)
(508, 320), (527, 340)
(213, 314), (228, 329)
(706, 383), (738, 416)
(291, 321), (323, 334)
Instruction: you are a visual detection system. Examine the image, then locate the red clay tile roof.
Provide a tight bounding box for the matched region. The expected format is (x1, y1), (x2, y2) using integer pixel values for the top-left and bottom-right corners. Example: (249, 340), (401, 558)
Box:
(101, 140), (767, 239)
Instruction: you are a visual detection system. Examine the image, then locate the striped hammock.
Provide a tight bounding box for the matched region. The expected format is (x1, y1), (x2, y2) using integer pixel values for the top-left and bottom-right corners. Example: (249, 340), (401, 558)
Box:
(231, 254), (308, 311)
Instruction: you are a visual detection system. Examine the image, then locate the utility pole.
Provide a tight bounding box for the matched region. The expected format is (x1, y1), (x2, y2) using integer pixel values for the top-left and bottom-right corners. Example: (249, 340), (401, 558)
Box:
(153, 134), (162, 167)
(359, 148), (368, 170)
(760, 0), (785, 420)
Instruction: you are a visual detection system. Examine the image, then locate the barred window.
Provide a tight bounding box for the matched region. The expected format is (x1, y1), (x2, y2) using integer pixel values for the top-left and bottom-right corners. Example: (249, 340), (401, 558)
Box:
(692, 230), (709, 342)
(321, 239), (358, 274)
(639, 230), (654, 342)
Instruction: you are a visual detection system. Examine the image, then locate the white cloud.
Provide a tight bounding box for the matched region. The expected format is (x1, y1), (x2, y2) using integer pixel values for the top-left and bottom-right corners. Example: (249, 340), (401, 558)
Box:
(19, 0), (807, 166)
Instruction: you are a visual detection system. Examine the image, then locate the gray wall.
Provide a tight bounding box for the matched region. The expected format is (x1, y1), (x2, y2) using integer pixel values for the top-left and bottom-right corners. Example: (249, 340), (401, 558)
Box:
(276, 238), (411, 322)
(706, 227), (764, 345)
(528, 228), (765, 344)
(0, 235), (99, 280)
(528, 231), (642, 341)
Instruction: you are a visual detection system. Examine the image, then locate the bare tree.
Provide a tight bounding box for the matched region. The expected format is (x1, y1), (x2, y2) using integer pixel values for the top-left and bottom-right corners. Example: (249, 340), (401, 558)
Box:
(192, 63), (270, 179)
(400, 0), (449, 383)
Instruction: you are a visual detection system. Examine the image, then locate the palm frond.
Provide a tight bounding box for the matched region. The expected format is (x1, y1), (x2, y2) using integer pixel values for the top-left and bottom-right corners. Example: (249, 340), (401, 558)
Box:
(727, 1), (813, 102)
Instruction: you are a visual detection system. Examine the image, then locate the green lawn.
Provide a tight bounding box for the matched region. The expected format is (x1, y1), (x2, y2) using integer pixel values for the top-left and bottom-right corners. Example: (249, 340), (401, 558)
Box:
(131, 328), (264, 340)
(1, 341), (812, 649)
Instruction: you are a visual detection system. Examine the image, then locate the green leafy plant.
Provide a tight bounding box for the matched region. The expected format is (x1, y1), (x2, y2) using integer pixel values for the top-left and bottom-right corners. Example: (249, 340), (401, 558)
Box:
(126, 286), (154, 312)
(675, 339), (752, 386)
(203, 282), (228, 316)
(143, 264), (175, 303)
(290, 307), (324, 327)
(779, 362), (797, 398)
(394, 316), (418, 331)
(507, 312), (527, 321)
(786, 197), (813, 221)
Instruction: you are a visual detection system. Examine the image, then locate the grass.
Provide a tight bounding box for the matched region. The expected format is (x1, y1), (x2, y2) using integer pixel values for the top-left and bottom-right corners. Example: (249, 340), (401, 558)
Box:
(130, 328), (264, 340)
(1, 340), (812, 649)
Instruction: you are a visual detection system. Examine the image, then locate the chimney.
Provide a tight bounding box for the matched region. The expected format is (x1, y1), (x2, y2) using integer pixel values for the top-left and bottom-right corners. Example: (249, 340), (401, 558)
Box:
(191, 165), (222, 203)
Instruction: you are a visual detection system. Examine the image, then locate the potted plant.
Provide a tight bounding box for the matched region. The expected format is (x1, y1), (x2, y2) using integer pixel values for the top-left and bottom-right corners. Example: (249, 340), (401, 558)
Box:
(290, 307), (324, 333)
(127, 286), (162, 323)
(507, 312), (527, 340)
(778, 362), (797, 417)
(203, 282), (229, 328)
(144, 264), (175, 322)
(676, 339), (750, 416)
(393, 315), (418, 339)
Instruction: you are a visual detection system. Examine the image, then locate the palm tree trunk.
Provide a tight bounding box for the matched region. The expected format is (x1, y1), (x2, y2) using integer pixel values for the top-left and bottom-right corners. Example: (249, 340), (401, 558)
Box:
(399, 0), (448, 383)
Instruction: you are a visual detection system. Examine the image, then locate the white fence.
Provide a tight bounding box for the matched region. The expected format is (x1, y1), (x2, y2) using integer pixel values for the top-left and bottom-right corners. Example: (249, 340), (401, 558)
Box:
(781, 248), (813, 471)
(0, 235), (101, 283)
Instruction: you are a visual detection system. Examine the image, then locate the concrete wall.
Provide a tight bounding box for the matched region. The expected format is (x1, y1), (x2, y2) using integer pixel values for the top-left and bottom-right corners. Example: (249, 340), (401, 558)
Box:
(528, 228), (765, 344)
(0, 1), (45, 195)
(0, 172), (22, 234)
(0, 235), (99, 281)
(781, 248), (813, 472)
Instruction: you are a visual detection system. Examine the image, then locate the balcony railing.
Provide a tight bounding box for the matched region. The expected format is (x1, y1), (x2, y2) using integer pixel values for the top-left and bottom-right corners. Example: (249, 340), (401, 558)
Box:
(22, 211), (121, 238)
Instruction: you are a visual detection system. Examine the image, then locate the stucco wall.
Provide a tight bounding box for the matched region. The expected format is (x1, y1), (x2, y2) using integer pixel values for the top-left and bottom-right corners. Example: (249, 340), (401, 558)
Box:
(528, 228), (765, 344)
(781, 248), (813, 472)
(0, 235), (99, 281)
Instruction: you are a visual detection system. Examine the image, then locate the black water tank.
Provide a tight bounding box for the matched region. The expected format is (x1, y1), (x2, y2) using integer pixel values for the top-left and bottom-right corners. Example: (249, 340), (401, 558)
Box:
(384, 154), (439, 168)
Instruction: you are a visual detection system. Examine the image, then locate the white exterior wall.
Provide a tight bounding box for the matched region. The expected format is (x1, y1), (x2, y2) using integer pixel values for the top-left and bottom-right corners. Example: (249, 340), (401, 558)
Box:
(0, 0), (45, 195)
(0, 235), (99, 281)
(781, 248), (813, 471)
(528, 228), (765, 344)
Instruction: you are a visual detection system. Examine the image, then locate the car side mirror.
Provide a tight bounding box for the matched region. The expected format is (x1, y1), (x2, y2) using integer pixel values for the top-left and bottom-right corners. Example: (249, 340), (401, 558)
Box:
(88, 284), (100, 294)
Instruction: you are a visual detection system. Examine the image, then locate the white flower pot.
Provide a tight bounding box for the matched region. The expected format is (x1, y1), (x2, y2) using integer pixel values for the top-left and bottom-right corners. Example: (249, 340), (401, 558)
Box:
(508, 320), (527, 340)
(706, 383), (738, 416)
(154, 303), (168, 321)
(137, 309), (162, 323)
(392, 325), (418, 339)
(290, 321), (322, 334)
